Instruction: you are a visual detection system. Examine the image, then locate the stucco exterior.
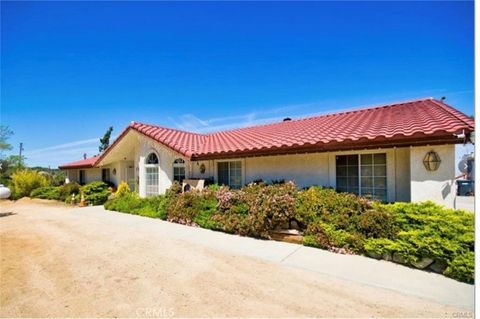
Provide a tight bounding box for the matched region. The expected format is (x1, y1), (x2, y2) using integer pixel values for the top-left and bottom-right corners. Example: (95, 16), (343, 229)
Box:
(136, 133), (190, 197)
(62, 136), (460, 207)
(410, 144), (456, 208)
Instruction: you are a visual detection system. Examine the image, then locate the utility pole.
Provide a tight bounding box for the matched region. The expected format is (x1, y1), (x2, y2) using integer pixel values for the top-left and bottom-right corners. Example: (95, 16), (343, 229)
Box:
(19, 142), (24, 166)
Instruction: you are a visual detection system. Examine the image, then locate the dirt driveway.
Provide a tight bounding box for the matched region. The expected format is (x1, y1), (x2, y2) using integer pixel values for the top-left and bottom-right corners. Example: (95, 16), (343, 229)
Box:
(0, 199), (470, 317)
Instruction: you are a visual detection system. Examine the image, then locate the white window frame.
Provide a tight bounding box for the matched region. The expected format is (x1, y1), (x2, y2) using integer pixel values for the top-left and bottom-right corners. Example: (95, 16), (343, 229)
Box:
(173, 158), (186, 183)
(145, 152), (159, 196)
(335, 153), (387, 201)
(216, 160), (243, 189)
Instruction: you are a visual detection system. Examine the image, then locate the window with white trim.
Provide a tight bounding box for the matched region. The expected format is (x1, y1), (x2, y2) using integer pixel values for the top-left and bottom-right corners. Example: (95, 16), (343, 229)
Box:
(336, 153), (387, 201)
(145, 152), (159, 196)
(217, 161), (242, 189)
(173, 158), (186, 183)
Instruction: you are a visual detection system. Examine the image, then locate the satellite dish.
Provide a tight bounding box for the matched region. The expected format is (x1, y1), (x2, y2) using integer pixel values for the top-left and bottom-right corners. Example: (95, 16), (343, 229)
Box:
(458, 154), (472, 174)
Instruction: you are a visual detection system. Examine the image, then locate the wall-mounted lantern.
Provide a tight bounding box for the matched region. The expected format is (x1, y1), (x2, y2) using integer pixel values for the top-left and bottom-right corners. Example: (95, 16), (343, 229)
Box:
(423, 151), (441, 171)
(112, 168), (117, 175)
(200, 164), (206, 174)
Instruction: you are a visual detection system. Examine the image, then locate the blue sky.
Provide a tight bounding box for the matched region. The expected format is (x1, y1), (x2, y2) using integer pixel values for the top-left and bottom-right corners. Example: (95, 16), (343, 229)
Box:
(1, 1), (474, 167)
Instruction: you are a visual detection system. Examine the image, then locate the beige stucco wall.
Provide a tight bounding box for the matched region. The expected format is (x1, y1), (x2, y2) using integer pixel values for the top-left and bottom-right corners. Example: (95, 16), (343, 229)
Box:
(62, 134), (457, 207)
(64, 168), (101, 184)
(410, 144), (456, 208)
(137, 134), (190, 197)
(244, 153), (330, 188)
(194, 147), (411, 203)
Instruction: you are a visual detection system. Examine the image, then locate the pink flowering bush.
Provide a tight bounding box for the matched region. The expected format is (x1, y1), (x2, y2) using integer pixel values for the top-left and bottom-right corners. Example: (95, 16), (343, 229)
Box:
(213, 182), (298, 238)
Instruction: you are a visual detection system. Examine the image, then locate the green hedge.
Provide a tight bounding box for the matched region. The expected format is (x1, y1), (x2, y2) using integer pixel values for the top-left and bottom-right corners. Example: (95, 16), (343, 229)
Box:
(30, 186), (62, 200)
(103, 182), (474, 284)
(104, 192), (169, 219)
(80, 181), (110, 205)
(30, 182), (82, 202)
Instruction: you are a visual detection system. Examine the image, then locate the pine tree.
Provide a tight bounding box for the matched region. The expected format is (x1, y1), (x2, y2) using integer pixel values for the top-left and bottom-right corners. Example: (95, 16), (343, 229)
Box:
(99, 126), (113, 153)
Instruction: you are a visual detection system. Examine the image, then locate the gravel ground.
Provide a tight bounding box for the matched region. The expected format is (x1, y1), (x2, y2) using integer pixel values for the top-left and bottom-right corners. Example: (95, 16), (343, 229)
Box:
(0, 198), (471, 318)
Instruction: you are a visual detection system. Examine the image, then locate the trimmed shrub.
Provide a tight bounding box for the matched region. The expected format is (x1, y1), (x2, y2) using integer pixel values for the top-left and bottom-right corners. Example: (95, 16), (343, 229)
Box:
(296, 186), (371, 231)
(104, 192), (169, 219)
(81, 181), (110, 205)
(357, 206), (398, 239)
(167, 188), (218, 228)
(165, 181), (182, 197)
(30, 186), (61, 200)
(115, 181), (131, 197)
(304, 220), (363, 252)
(444, 251), (474, 284)
(59, 182), (81, 201)
(105, 192), (143, 212)
(11, 169), (49, 199)
(213, 182), (297, 238)
(363, 202), (474, 282)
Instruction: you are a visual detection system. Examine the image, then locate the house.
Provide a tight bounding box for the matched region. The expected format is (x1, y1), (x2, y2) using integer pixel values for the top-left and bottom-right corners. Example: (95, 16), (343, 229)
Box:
(59, 98), (474, 208)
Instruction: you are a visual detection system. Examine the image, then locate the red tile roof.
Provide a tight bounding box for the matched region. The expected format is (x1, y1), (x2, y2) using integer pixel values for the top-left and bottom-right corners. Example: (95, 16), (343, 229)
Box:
(58, 156), (98, 169)
(131, 122), (206, 157)
(198, 98), (474, 158)
(59, 98), (474, 168)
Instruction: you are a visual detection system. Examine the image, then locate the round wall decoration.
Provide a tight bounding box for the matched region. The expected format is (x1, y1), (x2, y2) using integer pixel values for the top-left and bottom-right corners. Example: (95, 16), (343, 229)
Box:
(423, 151), (441, 171)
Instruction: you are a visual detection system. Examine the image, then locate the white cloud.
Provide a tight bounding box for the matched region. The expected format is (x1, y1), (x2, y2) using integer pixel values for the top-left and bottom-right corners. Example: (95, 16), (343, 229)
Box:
(25, 138), (99, 156)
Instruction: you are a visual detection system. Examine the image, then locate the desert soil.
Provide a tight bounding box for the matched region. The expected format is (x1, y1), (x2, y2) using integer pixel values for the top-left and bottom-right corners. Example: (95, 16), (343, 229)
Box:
(0, 198), (469, 318)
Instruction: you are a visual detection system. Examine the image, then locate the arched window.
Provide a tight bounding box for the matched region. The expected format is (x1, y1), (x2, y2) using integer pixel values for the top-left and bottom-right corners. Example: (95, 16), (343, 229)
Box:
(173, 158), (186, 183)
(146, 152), (159, 165)
(145, 152), (159, 196)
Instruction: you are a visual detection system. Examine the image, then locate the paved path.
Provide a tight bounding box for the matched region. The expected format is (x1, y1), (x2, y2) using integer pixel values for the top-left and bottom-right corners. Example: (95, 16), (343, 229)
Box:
(77, 205), (474, 310)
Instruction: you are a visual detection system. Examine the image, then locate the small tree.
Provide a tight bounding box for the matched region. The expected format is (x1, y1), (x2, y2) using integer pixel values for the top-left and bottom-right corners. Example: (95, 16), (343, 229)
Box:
(0, 125), (13, 159)
(99, 126), (113, 153)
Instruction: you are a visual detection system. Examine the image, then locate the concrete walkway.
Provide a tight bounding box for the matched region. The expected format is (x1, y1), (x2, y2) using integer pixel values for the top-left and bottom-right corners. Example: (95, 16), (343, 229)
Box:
(78, 205), (474, 310)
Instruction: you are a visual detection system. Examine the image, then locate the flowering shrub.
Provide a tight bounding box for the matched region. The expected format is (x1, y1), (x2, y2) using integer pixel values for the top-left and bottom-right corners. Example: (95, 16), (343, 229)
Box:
(166, 187), (218, 228)
(248, 181), (297, 235)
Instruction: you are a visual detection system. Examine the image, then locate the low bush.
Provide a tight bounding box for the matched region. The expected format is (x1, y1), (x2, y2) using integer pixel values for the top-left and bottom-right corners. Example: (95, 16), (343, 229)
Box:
(60, 182), (81, 201)
(30, 186), (62, 200)
(81, 181), (110, 205)
(304, 220), (363, 252)
(363, 201), (474, 282)
(296, 187), (371, 231)
(104, 192), (169, 219)
(11, 169), (49, 199)
(357, 206), (398, 239)
(167, 187), (218, 228)
(115, 181), (131, 197)
(444, 251), (474, 284)
(213, 182), (297, 238)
